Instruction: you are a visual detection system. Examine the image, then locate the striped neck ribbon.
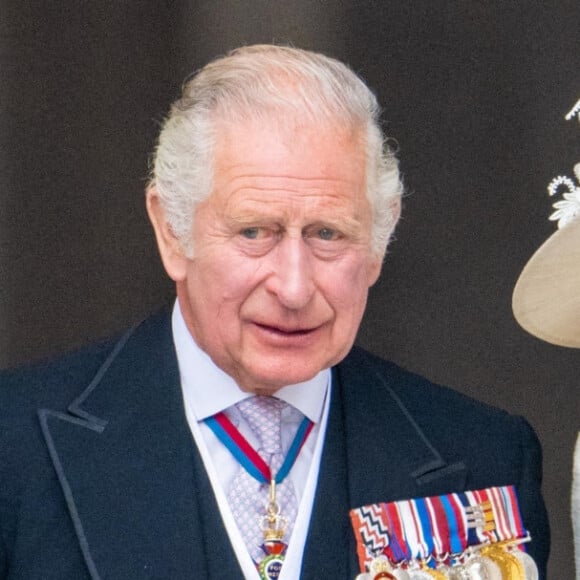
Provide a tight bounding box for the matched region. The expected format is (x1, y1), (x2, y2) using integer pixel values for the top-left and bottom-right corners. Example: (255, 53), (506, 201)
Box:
(206, 409), (314, 484)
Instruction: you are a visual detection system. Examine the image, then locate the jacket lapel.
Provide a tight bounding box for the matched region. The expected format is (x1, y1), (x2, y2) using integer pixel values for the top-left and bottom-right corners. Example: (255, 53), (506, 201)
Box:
(38, 313), (228, 579)
(338, 347), (468, 507)
(303, 347), (469, 578)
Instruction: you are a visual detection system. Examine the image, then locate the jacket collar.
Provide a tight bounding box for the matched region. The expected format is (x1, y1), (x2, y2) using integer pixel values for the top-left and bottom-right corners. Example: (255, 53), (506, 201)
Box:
(38, 312), (239, 579)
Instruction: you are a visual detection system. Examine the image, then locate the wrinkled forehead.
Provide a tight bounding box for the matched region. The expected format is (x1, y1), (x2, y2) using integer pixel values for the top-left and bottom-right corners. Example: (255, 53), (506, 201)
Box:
(211, 114), (368, 183)
(201, 116), (371, 235)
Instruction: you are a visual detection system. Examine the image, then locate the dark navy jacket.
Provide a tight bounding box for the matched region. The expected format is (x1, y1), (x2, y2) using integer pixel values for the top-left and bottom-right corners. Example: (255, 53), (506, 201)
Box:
(0, 311), (550, 578)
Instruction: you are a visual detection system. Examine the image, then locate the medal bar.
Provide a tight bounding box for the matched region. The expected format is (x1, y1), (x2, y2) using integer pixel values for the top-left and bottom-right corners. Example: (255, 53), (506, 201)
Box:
(350, 485), (539, 579)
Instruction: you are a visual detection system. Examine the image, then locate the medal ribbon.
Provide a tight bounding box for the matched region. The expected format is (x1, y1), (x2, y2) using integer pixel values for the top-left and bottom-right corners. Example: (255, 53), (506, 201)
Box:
(205, 410), (313, 485)
(464, 490), (488, 545)
(488, 485), (527, 545)
(425, 496), (447, 559)
(384, 501), (410, 563)
(473, 488), (496, 543)
(349, 504), (391, 571)
(414, 498), (436, 561)
(439, 494), (467, 555)
(456, 492), (480, 547)
(492, 487), (510, 541)
(503, 485), (528, 553)
(398, 500), (421, 559)
(502, 486), (526, 540)
(350, 485), (531, 573)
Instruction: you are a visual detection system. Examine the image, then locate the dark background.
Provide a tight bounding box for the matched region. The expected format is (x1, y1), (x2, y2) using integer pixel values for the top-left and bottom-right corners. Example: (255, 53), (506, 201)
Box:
(1, 1), (578, 577)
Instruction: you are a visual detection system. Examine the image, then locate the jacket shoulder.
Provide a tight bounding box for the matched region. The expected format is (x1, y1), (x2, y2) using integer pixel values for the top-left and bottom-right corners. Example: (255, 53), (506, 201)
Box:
(340, 346), (512, 421)
(0, 309), (171, 416)
(0, 336), (119, 416)
(337, 346), (541, 478)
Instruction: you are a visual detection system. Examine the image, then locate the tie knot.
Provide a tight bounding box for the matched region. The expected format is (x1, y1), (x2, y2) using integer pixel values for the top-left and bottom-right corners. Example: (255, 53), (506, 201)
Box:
(236, 396), (285, 454)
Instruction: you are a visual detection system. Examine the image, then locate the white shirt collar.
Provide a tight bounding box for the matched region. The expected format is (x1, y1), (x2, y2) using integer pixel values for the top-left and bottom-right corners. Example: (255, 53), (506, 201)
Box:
(171, 300), (329, 424)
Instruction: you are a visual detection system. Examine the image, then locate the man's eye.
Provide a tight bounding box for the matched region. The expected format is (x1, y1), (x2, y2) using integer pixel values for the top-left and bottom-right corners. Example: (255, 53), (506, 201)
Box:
(318, 228), (337, 241)
(241, 227), (260, 239)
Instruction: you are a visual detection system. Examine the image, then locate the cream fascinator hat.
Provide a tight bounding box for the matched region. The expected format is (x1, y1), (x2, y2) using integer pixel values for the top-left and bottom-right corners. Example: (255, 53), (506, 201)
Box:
(512, 100), (580, 348)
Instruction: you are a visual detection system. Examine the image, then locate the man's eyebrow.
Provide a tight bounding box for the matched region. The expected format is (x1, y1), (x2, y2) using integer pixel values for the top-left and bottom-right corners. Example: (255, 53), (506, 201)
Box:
(226, 211), (280, 222)
(224, 214), (285, 230)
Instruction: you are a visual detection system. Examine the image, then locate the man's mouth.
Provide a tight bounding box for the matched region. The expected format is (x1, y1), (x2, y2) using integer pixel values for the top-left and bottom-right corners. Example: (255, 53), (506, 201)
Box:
(253, 322), (318, 336)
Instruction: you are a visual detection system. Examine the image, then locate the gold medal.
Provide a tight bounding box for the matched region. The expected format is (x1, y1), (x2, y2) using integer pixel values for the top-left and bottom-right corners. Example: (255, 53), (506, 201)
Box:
(260, 480), (288, 541)
(499, 548), (526, 580)
(510, 548), (539, 580)
(481, 545), (525, 580)
(257, 480), (288, 580)
(499, 535), (539, 580)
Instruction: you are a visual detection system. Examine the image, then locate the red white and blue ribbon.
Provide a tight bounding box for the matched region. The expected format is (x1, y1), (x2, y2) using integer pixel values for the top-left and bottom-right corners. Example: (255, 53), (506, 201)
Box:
(205, 409), (313, 485)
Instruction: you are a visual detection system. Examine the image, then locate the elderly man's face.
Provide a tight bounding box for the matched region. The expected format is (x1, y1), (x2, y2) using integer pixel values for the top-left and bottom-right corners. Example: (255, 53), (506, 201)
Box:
(149, 118), (382, 394)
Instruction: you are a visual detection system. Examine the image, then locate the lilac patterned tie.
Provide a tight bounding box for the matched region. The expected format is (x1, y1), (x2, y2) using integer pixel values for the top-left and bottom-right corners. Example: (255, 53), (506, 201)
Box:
(227, 396), (298, 562)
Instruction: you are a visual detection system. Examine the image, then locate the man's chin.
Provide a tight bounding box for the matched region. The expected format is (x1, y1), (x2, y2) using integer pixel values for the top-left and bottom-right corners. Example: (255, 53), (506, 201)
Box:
(235, 360), (325, 395)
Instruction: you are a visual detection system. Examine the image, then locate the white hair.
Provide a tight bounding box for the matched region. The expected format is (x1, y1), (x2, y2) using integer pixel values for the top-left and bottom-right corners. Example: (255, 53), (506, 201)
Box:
(148, 44), (403, 257)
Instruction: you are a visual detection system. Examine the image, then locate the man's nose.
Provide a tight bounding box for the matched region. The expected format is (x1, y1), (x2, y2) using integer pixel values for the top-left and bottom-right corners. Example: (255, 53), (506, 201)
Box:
(266, 236), (316, 310)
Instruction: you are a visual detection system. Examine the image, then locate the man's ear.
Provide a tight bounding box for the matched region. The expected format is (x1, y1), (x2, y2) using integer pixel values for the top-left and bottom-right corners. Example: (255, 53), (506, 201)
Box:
(146, 187), (188, 282)
(367, 256), (383, 287)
